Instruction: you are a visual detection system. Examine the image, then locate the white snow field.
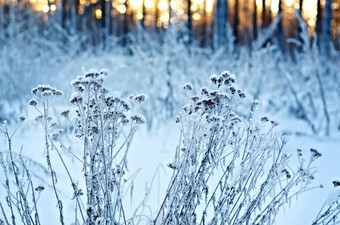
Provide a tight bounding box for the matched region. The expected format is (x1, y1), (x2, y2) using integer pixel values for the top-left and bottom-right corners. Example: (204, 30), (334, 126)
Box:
(1, 109), (339, 224)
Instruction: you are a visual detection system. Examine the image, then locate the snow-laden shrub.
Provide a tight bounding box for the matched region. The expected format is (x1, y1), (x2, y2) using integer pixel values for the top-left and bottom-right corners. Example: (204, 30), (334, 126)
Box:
(281, 12), (340, 136)
(65, 69), (145, 224)
(0, 69), (145, 225)
(155, 71), (320, 224)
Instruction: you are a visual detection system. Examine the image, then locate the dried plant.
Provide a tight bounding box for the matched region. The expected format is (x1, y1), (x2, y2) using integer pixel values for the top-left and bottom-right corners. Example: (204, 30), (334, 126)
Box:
(0, 69), (145, 225)
(154, 71), (320, 225)
(0, 116), (45, 225)
(65, 69), (145, 224)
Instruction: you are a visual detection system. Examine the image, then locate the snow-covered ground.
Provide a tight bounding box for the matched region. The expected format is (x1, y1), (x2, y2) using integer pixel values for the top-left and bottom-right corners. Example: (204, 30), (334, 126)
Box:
(1, 111), (339, 224)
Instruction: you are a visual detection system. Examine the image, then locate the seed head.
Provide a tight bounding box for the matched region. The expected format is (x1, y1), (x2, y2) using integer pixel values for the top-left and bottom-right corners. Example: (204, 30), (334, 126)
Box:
(183, 83), (193, 91)
(41, 90), (53, 97)
(29, 99), (38, 107)
(210, 75), (218, 84)
(35, 186), (45, 192)
(333, 181), (340, 187)
(310, 148), (321, 159)
(261, 116), (269, 122)
(18, 115), (25, 122)
(135, 94), (146, 103)
(61, 110), (70, 118)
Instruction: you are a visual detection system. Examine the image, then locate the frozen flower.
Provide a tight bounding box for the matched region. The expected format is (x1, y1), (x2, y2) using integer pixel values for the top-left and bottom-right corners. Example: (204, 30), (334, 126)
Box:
(182, 104), (192, 114)
(167, 163), (178, 170)
(183, 83), (193, 91)
(210, 74), (218, 84)
(128, 94), (134, 100)
(217, 76), (224, 84)
(35, 186), (45, 192)
(201, 87), (209, 96)
(61, 110), (70, 117)
(175, 116), (181, 123)
(18, 115), (25, 122)
(281, 169), (291, 179)
(271, 120), (279, 127)
(131, 114), (146, 125)
(35, 115), (43, 122)
(261, 116), (269, 122)
(122, 102), (131, 111)
(310, 148), (321, 159)
(52, 133), (59, 139)
(221, 71), (231, 78)
(53, 89), (63, 96)
(122, 118), (129, 125)
(252, 99), (260, 107)
(229, 87), (236, 95)
(100, 69), (109, 76)
(84, 70), (99, 78)
(333, 181), (340, 187)
(70, 93), (83, 104)
(297, 149), (302, 156)
(41, 90), (53, 97)
(209, 90), (218, 97)
(135, 94), (146, 103)
(29, 99), (38, 106)
(191, 96), (199, 103)
(31, 87), (38, 95)
(237, 90), (246, 98)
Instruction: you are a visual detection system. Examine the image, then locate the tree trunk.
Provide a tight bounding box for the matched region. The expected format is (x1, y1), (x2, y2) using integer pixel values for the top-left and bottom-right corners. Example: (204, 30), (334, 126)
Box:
(276, 0), (282, 50)
(214, 0), (228, 48)
(141, 0), (146, 27)
(101, 0), (107, 47)
(297, 0), (304, 51)
(168, 0), (172, 24)
(202, 0), (207, 46)
(316, 0), (322, 47)
(299, 0), (303, 15)
(233, 0), (239, 44)
(107, 1), (112, 35)
(187, 0), (192, 44)
(122, 0), (129, 46)
(322, 0), (332, 57)
(262, 0), (266, 27)
(253, 0), (257, 40)
(155, 0), (159, 32)
(61, 0), (67, 29)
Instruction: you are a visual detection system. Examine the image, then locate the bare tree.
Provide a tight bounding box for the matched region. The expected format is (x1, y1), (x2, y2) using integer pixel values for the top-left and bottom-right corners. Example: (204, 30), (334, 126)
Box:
(61, 0), (68, 30)
(253, 0), (258, 40)
(322, 0), (332, 57)
(214, 0), (228, 48)
(187, 0), (193, 44)
(233, 0), (239, 44)
(316, 0), (322, 47)
(276, 0), (283, 51)
(262, 0), (266, 27)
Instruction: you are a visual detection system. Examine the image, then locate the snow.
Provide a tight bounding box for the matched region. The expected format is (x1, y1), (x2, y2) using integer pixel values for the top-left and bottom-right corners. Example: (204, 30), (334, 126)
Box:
(326, 188), (340, 206)
(1, 110), (339, 224)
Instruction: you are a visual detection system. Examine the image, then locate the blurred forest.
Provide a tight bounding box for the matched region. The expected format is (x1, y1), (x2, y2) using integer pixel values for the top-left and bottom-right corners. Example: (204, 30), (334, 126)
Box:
(0, 0), (340, 137)
(1, 0), (340, 49)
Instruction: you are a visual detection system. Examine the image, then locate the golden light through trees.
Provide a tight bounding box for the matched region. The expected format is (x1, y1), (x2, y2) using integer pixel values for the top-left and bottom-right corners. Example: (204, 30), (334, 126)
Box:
(1, 0), (340, 36)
